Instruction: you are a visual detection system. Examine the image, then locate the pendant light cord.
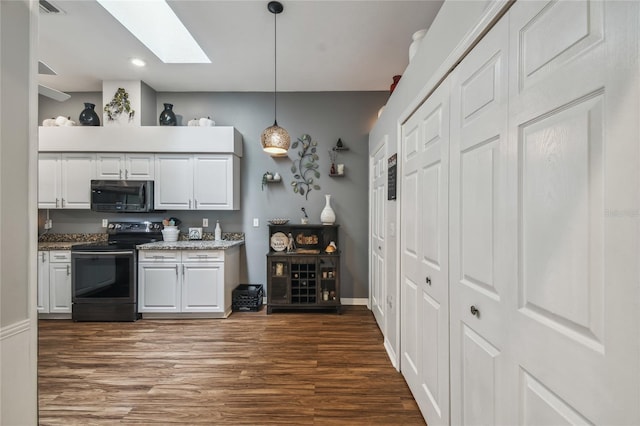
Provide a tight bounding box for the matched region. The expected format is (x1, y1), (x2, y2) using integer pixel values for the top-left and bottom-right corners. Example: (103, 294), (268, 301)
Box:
(273, 9), (278, 126)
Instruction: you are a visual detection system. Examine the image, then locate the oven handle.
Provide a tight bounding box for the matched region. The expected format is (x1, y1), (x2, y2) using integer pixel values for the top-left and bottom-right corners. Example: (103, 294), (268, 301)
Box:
(72, 251), (135, 255)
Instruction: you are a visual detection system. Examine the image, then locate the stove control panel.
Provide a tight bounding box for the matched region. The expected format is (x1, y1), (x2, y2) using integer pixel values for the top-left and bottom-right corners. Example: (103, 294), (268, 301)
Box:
(107, 221), (164, 233)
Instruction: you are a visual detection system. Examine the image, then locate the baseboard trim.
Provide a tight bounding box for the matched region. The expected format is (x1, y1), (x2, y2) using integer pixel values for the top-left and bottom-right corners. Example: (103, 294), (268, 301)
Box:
(341, 298), (368, 306)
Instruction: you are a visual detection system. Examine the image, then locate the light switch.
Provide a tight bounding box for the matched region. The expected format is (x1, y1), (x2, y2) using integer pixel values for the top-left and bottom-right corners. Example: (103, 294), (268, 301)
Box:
(102, 219), (108, 228)
(202, 218), (209, 227)
(253, 218), (259, 227)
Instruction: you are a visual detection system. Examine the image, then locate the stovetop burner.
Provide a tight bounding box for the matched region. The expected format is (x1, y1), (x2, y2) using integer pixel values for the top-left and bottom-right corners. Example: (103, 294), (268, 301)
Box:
(72, 221), (163, 252)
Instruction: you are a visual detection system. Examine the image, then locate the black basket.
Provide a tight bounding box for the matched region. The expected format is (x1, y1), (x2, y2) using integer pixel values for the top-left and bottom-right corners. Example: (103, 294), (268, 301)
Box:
(232, 284), (264, 312)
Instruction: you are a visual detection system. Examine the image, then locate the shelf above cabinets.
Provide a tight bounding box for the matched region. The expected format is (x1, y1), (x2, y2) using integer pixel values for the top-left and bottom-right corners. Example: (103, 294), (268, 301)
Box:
(39, 126), (243, 157)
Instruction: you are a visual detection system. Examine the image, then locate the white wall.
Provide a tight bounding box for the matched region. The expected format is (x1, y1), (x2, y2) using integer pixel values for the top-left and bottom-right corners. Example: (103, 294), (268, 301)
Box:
(0, 0), (39, 423)
(368, 0), (499, 365)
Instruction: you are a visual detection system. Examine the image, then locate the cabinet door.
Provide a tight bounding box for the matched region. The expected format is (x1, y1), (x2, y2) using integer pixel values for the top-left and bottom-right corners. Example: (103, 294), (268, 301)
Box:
(37, 251), (49, 313)
(506, 2), (639, 424)
(370, 139), (387, 326)
(49, 262), (71, 313)
(138, 263), (180, 312)
(401, 78), (451, 426)
(193, 155), (239, 210)
(38, 153), (61, 208)
(60, 153), (95, 209)
(96, 153), (125, 180)
(449, 15), (510, 426)
(125, 154), (154, 180)
(268, 257), (289, 306)
(181, 262), (224, 312)
(154, 154), (193, 210)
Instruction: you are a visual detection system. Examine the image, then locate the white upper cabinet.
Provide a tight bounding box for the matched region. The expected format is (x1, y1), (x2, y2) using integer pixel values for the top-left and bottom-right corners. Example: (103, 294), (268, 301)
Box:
(39, 126), (243, 211)
(193, 155), (240, 210)
(96, 153), (154, 180)
(154, 154), (194, 210)
(38, 153), (95, 209)
(155, 154), (240, 210)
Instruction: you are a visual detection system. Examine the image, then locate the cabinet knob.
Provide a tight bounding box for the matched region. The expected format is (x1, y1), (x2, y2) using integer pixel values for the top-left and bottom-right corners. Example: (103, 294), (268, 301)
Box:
(66, 265), (70, 276)
(55, 198), (59, 208)
(61, 198), (65, 207)
(125, 169), (128, 179)
(426, 276), (431, 286)
(470, 305), (480, 317)
(119, 170), (123, 180)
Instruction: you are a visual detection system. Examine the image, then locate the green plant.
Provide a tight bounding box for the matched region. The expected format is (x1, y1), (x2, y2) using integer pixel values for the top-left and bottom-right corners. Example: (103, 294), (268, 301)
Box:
(104, 87), (135, 121)
(290, 134), (320, 200)
(262, 172), (273, 191)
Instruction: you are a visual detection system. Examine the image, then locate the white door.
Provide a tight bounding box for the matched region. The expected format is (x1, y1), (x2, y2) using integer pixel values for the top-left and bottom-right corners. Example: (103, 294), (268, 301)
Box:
(193, 155), (232, 210)
(125, 154), (154, 180)
(449, 16), (511, 425)
(37, 251), (49, 313)
(49, 262), (71, 313)
(138, 263), (181, 312)
(38, 153), (61, 208)
(370, 137), (386, 327)
(506, 1), (639, 423)
(155, 154), (193, 210)
(400, 78), (450, 425)
(96, 153), (125, 180)
(182, 263), (223, 312)
(60, 153), (95, 209)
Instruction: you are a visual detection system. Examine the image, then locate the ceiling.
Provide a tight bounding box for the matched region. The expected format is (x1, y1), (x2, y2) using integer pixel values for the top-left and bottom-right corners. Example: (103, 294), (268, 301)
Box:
(38, 0), (444, 93)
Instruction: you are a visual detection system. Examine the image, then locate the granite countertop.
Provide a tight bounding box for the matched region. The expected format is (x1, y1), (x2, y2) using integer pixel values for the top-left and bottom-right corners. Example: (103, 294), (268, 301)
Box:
(38, 241), (78, 251)
(38, 232), (244, 251)
(137, 240), (244, 250)
(38, 233), (107, 251)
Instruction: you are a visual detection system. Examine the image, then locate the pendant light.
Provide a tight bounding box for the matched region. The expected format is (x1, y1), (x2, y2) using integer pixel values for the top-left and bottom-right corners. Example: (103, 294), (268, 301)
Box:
(261, 1), (291, 156)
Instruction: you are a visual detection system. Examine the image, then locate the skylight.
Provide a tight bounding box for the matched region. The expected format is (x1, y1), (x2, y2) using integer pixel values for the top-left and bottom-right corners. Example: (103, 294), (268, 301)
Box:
(96, 0), (211, 64)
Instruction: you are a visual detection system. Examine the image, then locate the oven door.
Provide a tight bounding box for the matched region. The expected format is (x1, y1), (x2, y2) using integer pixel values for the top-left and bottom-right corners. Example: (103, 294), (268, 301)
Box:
(72, 250), (136, 303)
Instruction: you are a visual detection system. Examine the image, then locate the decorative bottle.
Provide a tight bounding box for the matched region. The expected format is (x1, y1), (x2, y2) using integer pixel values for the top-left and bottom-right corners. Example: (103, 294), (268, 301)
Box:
(214, 220), (222, 241)
(320, 194), (336, 225)
(78, 102), (100, 126)
(159, 103), (177, 126)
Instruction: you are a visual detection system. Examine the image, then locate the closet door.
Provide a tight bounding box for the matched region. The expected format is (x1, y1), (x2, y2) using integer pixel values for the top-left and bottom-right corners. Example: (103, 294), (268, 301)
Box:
(370, 138), (387, 328)
(507, 1), (639, 423)
(449, 16), (511, 425)
(400, 79), (450, 425)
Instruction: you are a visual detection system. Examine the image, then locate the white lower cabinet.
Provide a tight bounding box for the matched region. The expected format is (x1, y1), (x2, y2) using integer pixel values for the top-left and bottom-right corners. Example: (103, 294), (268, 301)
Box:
(37, 251), (49, 313)
(38, 250), (72, 315)
(138, 248), (238, 317)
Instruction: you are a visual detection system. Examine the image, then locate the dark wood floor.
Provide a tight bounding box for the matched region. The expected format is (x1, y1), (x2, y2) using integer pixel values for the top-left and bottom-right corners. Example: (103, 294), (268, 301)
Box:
(38, 306), (426, 425)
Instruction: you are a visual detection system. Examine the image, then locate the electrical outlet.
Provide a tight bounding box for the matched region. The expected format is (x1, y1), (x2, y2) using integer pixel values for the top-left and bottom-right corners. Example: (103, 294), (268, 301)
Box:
(102, 219), (108, 228)
(202, 218), (209, 227)
(253, 218), (259, 227)
(44, 219), (52, 230)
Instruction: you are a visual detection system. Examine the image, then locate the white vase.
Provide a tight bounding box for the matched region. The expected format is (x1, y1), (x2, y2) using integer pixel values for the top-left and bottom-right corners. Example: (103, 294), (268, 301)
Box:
(409, 28), (428, 62)
(320, 194), (336, 225)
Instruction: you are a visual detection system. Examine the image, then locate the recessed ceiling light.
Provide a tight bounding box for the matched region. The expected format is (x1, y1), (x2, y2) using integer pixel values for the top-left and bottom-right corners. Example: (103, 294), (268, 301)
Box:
(131, 58), (146, 67)
(96, 0), (210, 64)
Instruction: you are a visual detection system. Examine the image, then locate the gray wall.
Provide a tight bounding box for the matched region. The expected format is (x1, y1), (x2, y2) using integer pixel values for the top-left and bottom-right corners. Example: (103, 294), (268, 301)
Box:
(39, 91), (387, 299)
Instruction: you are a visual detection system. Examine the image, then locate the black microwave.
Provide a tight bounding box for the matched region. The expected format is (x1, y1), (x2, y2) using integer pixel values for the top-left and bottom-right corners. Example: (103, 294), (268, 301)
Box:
(91, 180), (155, 212)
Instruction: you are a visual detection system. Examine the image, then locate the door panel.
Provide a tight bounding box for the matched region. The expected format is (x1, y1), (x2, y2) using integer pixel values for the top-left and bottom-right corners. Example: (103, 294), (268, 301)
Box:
(450, 15), (510, 426)
(401, 79), (450, 425)
(370, 138), (387, 326)
(508, 1), (640, 423)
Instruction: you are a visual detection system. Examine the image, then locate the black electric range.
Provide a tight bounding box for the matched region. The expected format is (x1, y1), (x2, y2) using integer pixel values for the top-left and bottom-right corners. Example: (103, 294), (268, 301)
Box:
(70, 221), (163, 321)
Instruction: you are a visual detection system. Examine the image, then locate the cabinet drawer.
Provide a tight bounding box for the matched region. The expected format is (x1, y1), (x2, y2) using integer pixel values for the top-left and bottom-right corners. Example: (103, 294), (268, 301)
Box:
(49, 251), (71, 262)
(181, 250), (224, 262)
(138, 250), (181, 262)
